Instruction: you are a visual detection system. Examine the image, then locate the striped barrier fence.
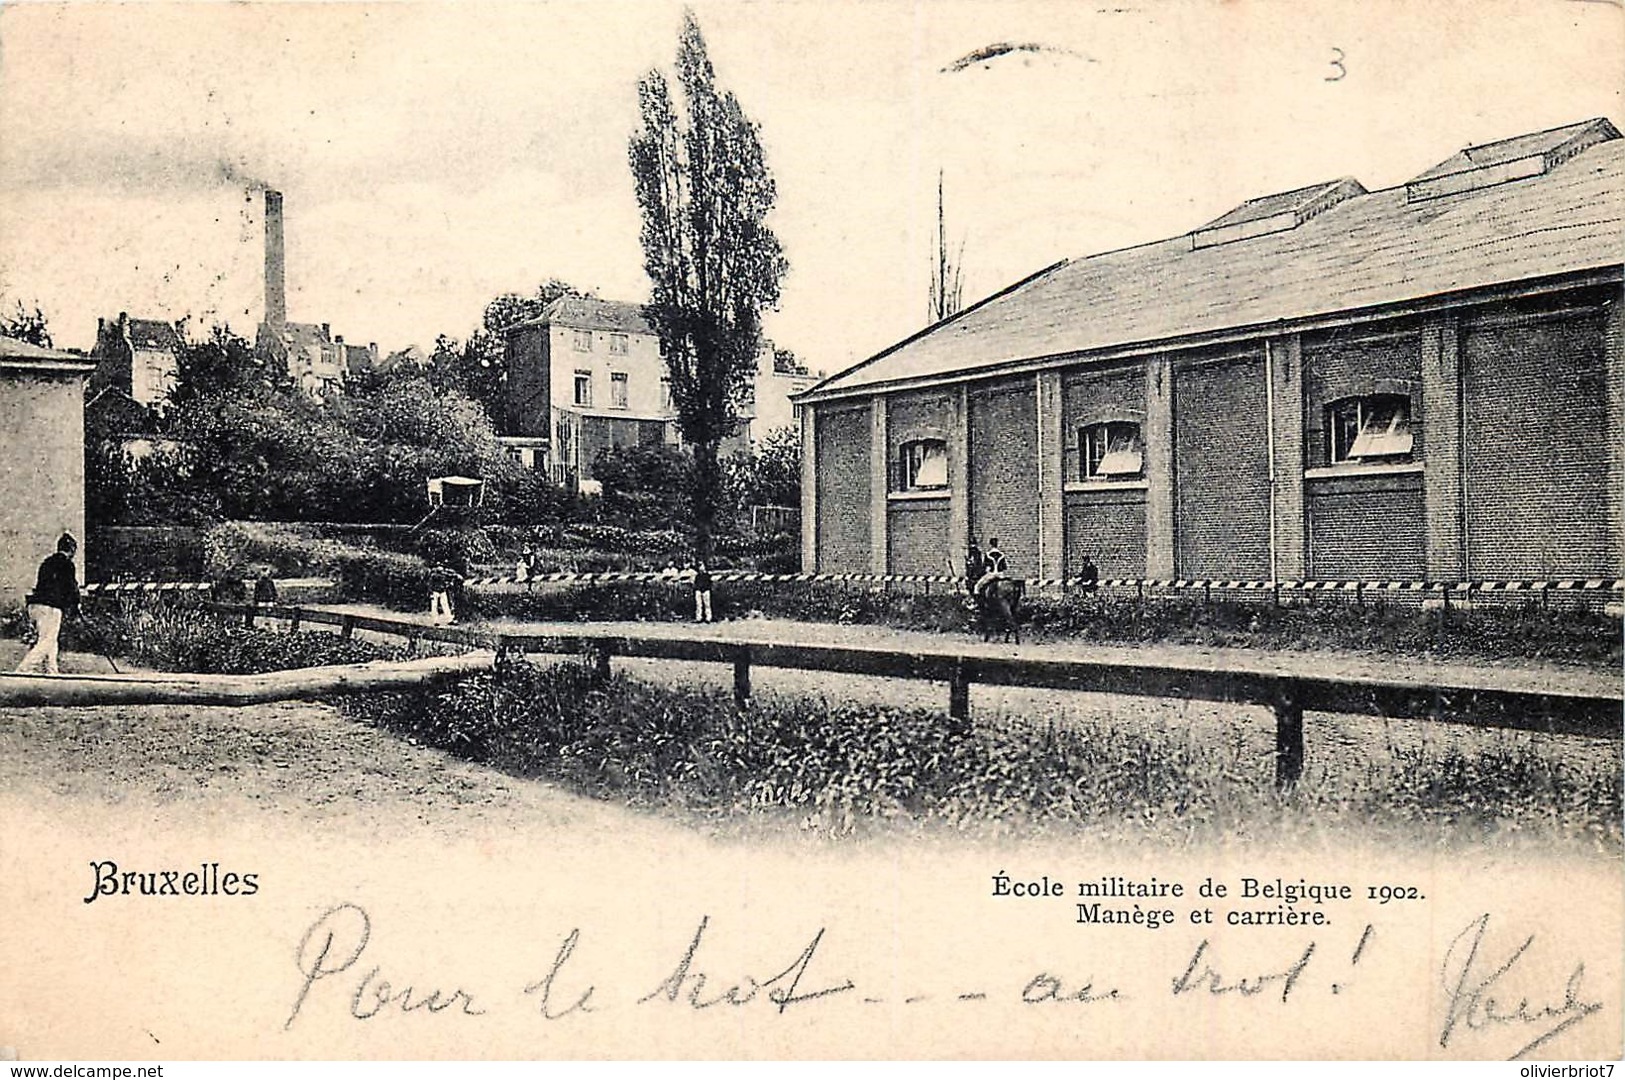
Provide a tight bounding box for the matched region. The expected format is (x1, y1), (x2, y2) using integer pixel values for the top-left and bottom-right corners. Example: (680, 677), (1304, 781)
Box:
(83, 581), (215, 595)
(459, 570), (1625, 593)
(81, 574), (1625, 606)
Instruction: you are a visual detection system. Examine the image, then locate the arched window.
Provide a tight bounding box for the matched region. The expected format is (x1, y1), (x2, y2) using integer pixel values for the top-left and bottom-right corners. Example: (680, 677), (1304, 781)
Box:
(1079, 421), (1143, 479)
(897, 438), (949, 491)
(1327, 394), (1412, 463)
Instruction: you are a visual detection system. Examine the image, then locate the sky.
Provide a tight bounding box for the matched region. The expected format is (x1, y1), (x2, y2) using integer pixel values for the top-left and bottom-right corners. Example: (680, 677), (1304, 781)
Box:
(0, 0), (1620, 374)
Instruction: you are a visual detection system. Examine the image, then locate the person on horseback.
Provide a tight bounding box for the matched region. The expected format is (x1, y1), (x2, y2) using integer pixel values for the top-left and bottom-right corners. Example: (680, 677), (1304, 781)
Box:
(975, 537), (1008, 597)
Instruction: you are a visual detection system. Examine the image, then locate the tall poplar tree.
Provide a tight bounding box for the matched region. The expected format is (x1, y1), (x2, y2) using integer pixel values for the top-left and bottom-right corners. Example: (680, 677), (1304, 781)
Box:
(629, 9), (787, 559)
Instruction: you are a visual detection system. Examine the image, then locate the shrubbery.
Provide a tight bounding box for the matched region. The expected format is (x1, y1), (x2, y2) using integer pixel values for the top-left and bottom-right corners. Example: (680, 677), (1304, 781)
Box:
(347, 658), (1623, 844)
(349, 659), (1226, 831)
(71, 600), (397, 674)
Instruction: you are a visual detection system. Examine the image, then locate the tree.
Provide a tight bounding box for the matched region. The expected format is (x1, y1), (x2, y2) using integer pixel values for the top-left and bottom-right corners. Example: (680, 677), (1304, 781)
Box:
(168, 324), (288, 407)
(928, 169), (965, 324)
(726, 425), (800, 512)
(629, 9), (787, 560)
(1, 299), (52, 347)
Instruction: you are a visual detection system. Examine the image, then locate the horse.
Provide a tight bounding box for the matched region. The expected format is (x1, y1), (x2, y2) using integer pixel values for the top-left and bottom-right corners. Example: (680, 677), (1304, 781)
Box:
(975, 577), (1026, 644)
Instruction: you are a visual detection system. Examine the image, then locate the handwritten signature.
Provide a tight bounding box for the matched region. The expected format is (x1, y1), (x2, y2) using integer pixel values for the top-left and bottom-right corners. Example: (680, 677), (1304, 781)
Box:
(1438, 913), (1602, 1060)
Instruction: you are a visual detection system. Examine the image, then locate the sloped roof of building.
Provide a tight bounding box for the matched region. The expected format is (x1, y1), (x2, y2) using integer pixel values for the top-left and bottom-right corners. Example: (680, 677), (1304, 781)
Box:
(805, 123), (1625, 401)
(0, 335), (94, 369)
(279, 321), (333, 347)
(511, 296), (653, 335)
(126, 318), (181, 352)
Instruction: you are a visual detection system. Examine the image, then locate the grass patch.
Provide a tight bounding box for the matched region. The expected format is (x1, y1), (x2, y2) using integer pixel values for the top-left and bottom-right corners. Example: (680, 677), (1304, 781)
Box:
(345, 658), (1622, 851)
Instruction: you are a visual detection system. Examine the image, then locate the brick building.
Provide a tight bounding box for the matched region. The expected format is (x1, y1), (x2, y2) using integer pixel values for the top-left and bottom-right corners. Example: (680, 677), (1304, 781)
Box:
(796, 119), (1625, 583)
(0, 336), (96, 609)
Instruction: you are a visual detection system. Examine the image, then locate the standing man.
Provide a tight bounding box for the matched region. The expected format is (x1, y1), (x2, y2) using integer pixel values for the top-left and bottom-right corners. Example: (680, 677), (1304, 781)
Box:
(428, 564), (457, 625)
(693, 562), (714, 623)
(17, 533), (80, 675)
(253, 568), (278, 606)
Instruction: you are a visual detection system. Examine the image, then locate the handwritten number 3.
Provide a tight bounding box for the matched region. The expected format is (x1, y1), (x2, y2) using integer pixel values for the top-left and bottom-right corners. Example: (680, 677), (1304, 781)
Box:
(1326, 47), (1347, 82)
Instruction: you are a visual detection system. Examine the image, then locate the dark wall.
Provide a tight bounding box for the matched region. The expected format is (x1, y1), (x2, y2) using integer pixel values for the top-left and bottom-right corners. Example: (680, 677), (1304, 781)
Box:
(1462, 310), (1615, 577)
(503, 325), (551, 438)
(968, 381), (1038, 577)
(1307, 473), (1426, 579)
(1174, 354), (1270, 578)
(815, 405), (871, 572)
(888, 502), (950, 576)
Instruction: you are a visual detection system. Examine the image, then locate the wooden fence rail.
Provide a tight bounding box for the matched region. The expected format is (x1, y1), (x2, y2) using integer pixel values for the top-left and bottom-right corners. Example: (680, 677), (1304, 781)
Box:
(214, 603), (1622, 788)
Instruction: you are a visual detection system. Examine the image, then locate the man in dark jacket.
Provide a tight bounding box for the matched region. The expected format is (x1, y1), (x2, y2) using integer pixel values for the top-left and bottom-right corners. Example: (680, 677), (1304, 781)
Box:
(692, 562), (714, 623)
(253, 569), (278, 605)
(17, 533), (80, 675)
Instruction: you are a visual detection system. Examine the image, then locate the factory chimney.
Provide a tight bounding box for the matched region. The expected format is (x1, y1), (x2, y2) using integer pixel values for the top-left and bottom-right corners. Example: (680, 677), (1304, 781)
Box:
(264, 189), (286, 330)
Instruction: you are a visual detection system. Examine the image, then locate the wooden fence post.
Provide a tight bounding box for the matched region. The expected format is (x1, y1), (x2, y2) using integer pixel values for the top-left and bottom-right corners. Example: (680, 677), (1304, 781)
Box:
(948, 659), (971, 734)
(1273, 679), (1304, 788)
(732, 644), (752, 707)
(593, 642), (612, 683)
(340, 615), (356, 641)
(289, 607), (302, 633)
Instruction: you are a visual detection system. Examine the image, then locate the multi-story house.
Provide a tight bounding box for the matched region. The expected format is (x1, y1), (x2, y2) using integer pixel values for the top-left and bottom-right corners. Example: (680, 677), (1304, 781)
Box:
(502, 296), (680, 486)
(88, 312), (181, 409)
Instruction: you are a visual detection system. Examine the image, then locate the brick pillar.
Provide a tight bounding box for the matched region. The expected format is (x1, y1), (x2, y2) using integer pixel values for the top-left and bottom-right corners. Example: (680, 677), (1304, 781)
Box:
(800, 402), (817, 572)
(870, 394), (889, 575)
(1144, 353), (1176, 577)
(1269, 334), (1306, 580)
(1035, 369), (1065, 581)
(1421, 314), (1464, 579)
(1606, 293), (1624, 576)
(949, 384), (970, 566)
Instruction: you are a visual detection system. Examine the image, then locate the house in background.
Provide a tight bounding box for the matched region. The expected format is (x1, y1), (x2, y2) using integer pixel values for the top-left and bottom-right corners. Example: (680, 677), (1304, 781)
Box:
(88, 312), (180, 409)
(263, 319), (374, 397)
(0, 335), (96, 608)
(502, 295), (680, 487)
(796, 118), (1624, 583)
(503, 296), (812, 485)
(744, 344), (822, 440)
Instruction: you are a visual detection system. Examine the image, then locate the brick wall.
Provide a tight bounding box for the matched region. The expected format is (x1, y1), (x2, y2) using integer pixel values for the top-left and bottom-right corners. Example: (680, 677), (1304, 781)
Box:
(968, 381), (1039, 577)
(1174, 353), (1270, 578)
(1307, 473), (1426, 579)
(1064, 490), (1146, 578)
(1303, 328), (1423, 469)
(1062, 365), (1144, 482)
(887, 390), (954, 465)
(815, 404), (871, 572)
(1462, 309), (1616, 577)
(884, 389), (955, 574)
(888, 502), (950, 575)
